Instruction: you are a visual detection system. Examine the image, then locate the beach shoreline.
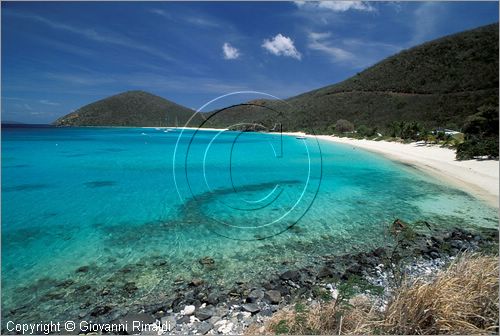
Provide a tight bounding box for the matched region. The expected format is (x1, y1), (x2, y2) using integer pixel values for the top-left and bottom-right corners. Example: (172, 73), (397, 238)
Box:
(165, 127), (498, 207)
(55, 126), (499, 207)
(303, 134), (499, 208)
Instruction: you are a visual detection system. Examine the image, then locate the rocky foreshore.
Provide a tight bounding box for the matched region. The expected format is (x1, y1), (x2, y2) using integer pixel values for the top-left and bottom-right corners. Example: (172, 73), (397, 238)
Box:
(68, 223), (497, 336)
(2, 222), (497, 335)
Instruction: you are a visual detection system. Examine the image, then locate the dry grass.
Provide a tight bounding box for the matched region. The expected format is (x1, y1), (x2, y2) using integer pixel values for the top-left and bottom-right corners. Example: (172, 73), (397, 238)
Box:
(261, 297), (378, 335)
(382, 253), (499, 334)
(247, 253), (499, 335)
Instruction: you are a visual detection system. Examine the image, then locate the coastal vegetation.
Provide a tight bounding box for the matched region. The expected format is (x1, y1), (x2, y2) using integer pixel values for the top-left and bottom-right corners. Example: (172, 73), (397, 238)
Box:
(330, 119), (462, 146)
(456, 105), (499, 160)
(256, 253), (498, 335)
(329, 115), (499, 161)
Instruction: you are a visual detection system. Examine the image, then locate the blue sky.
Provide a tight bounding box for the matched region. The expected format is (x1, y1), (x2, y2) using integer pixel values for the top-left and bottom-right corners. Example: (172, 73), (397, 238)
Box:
(1, 1), (498, 123)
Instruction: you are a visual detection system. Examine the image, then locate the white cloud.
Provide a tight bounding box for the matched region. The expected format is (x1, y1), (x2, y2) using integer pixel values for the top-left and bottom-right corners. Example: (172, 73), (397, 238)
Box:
(222, 42), (240, 60)
(294, 1), (374, 12)
(149, 9), (170, 18)
(307, 31), (403, 68)
(411, 2), (445, 45)
(308, 32), (354, 61)
(8, 11), (175, 62)
(186, 17), (220, 28)
(39, 99), (60, 106)
(150, 9), (219, 28)
(262, 34), (302, 60)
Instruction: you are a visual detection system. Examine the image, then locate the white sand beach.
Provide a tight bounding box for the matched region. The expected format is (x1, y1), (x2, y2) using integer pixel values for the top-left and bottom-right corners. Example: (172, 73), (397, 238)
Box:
(312, 135), (499, 208)
(151, 127), (498, 207)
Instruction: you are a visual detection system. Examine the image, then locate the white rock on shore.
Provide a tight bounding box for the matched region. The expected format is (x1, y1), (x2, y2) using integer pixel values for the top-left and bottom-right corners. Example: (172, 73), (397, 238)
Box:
(181, 305), (195, 316)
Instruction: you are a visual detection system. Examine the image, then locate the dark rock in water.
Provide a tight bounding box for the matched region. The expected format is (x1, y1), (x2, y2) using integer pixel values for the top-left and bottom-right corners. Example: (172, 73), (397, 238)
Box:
(184, 290), (195, 300)
(176, 315), (190, 324)
(372, 247), (386, 258)
(289, 225), (303, 234)
(147, 303), (168, 317)
(197, 321), (213, 335)
(242, 303), (260, 314)
(160, 316), (176, 331)
(391, 218), (408, 235)
(199, 257), (215, 265)
(196, 291), (208, 302)
(317, 266), (333, 279)
(76, 266), (89, 273)
(90, 305), (112, 317)
(262, 281), (275, 290)
(123, 282), (138, 295)
(188, 299), (202, 308)
(172, 297), (184, 313)
(206, 292), (219, 305)
(264, 290), (281, 304)
(280, 270), (299, 281)
(152, 259), (168, 267)
(119, 267), (133, 274)
(431, 236), (443, 246)
(228, 288), (241, 300)
(56, 279), (75, 288)
(450, 239), (464, 250)
(84, 180), (116, 188)
(345, 263), (363, 276)
(356, 253), (378, 267)
(246, 289), (264, 303)
(190, 278), (204, 287)
(274, 284), (290, 296)
(43, 291), (66, 301)
(115, 313), (155, 334)
(195, 306), (215, 321)
(80, 301), (92, 309)
(75, 284), (92, 293)
(429, 251), (440, 259)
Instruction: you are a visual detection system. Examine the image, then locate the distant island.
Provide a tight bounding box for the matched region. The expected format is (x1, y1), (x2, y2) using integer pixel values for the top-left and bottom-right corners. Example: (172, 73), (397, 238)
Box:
(1, 120), (26, 125)
(53, 90), (201, 127)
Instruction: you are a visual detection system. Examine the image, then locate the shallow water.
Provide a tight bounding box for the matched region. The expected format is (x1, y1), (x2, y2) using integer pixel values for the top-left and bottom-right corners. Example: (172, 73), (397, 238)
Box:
(2, 127), (497, 323)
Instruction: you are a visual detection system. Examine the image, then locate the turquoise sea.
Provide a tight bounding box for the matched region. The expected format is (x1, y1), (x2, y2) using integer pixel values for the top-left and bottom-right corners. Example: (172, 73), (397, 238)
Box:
(2, 126), (497, 323)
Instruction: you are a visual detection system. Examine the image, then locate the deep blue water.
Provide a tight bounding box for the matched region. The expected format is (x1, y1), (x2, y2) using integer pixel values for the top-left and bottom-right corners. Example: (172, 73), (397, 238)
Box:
(2, 127), (497, 322)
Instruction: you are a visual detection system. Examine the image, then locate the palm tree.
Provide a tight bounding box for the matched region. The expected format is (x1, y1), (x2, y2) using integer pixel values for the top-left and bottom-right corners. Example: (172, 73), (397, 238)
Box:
(388, 121), (400, 138)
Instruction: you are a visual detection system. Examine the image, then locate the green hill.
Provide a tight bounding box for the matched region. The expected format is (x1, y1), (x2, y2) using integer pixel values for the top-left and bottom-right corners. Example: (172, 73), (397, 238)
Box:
(54, 24), (498, 133)
(54, 90), (199, 127)
(206, 23), (499, 133)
